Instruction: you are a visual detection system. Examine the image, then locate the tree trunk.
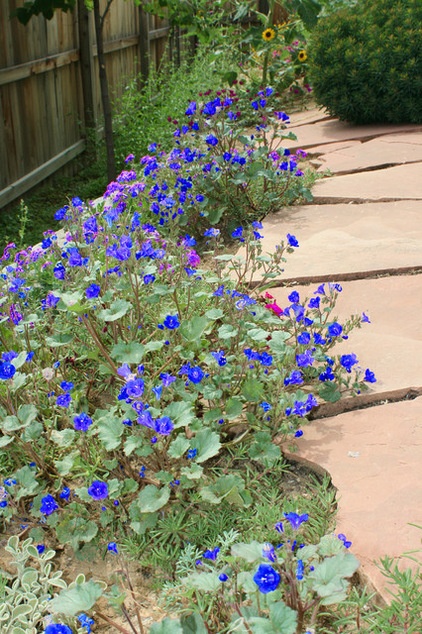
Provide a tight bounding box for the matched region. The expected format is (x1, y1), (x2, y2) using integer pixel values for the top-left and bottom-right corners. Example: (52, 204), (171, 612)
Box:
(93, 0), (116, 183)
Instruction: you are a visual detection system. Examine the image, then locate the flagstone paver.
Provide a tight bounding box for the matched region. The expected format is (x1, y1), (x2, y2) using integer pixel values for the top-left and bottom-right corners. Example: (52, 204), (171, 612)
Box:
(264, 112), (422, 601)
(312, 133), (422, 174)
(269, 275), (422, 395)
(283, 398), (422, 602)
(287, 107), (332, 127)
(283, 118), (422, 150)
(312, 162), (422, 202)
(260, 200), (422, 277)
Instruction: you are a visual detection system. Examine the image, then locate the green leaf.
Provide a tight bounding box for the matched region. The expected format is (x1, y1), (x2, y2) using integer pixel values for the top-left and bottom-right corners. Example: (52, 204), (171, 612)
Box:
(168, 436), (190, 459)
(180, 463), (203, 480)
(55, 452), (77, 476)
(97, 416), (124, 450)
(184, 571), (221, 591)
(163, 401), (195, 429)
(241, 379), (264, 402)
(180, 315), (211, 342)
(0, 435), (12, 447)
(200, 474), (249, 506)
(268, 331), (291, 354)
(205, 308), (224, 320)
(57, 291), (85, 312)
(45, 333), (74, 347)
(218, 324), (238, 339)
(248, 327), (270, 342)
(192, 429), (221, 463)
(55, 517), (98, 550)
(225, 397), (243, 420)
(111, 342), (145, 363)
(98, 299), (132, 322)
(231, 541), (265, 563)
(137, 485), (170, 513)
(319, 382), (342, 403)
(149, 618), (183, 634)
(49, 579), (103, 616)
(269, 602), (297, 634)
(309, 552), (360, 600)
(51, 428), (76, 447)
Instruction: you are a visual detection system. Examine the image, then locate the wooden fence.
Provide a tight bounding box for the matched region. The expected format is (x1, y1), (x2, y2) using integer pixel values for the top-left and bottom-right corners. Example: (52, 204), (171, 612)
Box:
(0, 0), (174, 209)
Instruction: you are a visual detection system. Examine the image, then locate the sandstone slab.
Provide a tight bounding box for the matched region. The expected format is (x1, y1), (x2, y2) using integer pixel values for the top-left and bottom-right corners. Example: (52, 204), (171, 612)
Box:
(258, 201), (422, 278)
(283, 397), (422, 601)
(284, 119), (422, 150)
(312, 163), (422, 202)
(287, 107), (332, 127)
(269, 275), (422, 395)
(314, 134), (422, 174)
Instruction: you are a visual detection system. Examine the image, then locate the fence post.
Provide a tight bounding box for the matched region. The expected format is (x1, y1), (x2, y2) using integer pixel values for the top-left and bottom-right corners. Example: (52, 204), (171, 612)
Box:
(139, 6), (150, 82)
(77, 0), (96, 138)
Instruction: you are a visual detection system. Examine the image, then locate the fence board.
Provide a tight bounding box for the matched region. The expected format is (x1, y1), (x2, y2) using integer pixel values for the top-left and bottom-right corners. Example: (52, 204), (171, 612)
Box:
(0, 0), (173, 210)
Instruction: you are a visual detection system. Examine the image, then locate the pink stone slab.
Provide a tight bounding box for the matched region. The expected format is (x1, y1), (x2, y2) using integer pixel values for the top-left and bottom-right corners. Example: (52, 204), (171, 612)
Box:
(287, 107), (332, 127)
(307, 140), (362, 156)
(282, 119), (422, 150)
(316, 134), (422, 174)
(312, 162), (422, 202)
(258, 201), (422, 277)
(269, 275), (422, 394)
(283, 398), (422, 601)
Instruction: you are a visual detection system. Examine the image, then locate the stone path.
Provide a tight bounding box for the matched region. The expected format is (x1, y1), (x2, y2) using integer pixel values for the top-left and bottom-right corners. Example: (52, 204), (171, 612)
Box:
(266, 109), (422, 601)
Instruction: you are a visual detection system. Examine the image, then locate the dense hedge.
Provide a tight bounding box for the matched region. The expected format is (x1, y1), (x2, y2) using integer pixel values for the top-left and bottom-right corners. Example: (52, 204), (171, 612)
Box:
(308, 0), (422, 124)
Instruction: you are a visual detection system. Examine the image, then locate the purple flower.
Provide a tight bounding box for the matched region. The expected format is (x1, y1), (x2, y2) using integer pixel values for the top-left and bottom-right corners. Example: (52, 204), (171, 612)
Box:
(125, 378), (145, 399)
(361, 312), (371, 323)
(87, 481), (109, 500)
(86, 283), (101, 299)
(340, 353), (358, 373)
(154, 416), (174, 435)
(262, 543), (277, 562)
(53, 262), (66, 280)
(73, 412), (93, 431)
(160, 372), (176, 387)
(253, 563), (281, 593)
(40, 494), (59, 516)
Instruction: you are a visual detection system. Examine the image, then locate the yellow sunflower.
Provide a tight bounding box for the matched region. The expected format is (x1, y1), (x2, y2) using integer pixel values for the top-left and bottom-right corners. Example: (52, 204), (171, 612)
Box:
(262, 28), (276, 42)
(298, 50), (308, 62)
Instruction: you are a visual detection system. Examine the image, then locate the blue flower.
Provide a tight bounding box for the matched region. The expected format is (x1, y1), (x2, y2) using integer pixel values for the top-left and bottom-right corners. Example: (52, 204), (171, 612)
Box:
(60, 381), (74, 392)
(160, 372), (176, 387)
(361, 312), (371, 323)
(73, 412), (93, 432)
(253, 563), (281, 594)
(288, 290), (300, 303)
(296, 350), (314, 367)
(204, 228), (220, 238)
(87, 481), (109, 500)
(185, 101), (197, 116)
(143, 274), (155, 285)
(107, 542), (119, 554)
(187, 365), (204, 384)
(125, 378), (145, 399)
(205, 134), (218, 146)
(36, 544), (46, 554)
(219, 573), (229, 582)
(0, 362), (16, 380)
(327, 322), (343, 338)
(59, 487), (71, 500)
(86, 284), (101, 299)
(297, 332), (311, 345)
(308, 297), (320, 309)
(187, 448), (197, 459)
(40, 494), (59, 516)
(231, 226), (244, 241)
(340, 353), (358, 373)
(262, 542), (277, 562)
(203, 547), (220, 561)
(284, 512), (308, 529)
(211, 350), (227, 366)
(163, 314), (180, 330)
(296, 559), (305, 580)
(260, 401), (272, 412)
(287, 233), (299, 247)
(44, 625), (73, 634)
(284, 370), (303, 386)
(56, 394), (72, 408)
(154, 416), (174, 435)
(338, 533), (352, 548)
(364, 368), (376, 383)
(295, 430), (303, 438)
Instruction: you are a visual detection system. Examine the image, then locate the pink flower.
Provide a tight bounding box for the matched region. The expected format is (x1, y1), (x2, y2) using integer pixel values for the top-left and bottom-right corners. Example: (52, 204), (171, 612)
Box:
(265, 302), (283, 316)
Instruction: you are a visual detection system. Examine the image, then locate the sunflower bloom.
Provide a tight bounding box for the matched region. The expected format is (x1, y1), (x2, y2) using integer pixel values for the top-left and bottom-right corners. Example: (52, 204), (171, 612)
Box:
(298, 50), (307, 62)
(262, 28), (276, 42)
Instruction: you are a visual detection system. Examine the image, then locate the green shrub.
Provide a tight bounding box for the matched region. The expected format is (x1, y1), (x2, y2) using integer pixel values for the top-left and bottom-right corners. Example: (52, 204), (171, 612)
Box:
(308, 0), (422, 124)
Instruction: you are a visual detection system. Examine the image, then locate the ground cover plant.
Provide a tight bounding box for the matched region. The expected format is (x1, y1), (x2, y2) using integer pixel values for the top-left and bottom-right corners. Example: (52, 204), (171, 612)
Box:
(0, 83), (381, 632)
